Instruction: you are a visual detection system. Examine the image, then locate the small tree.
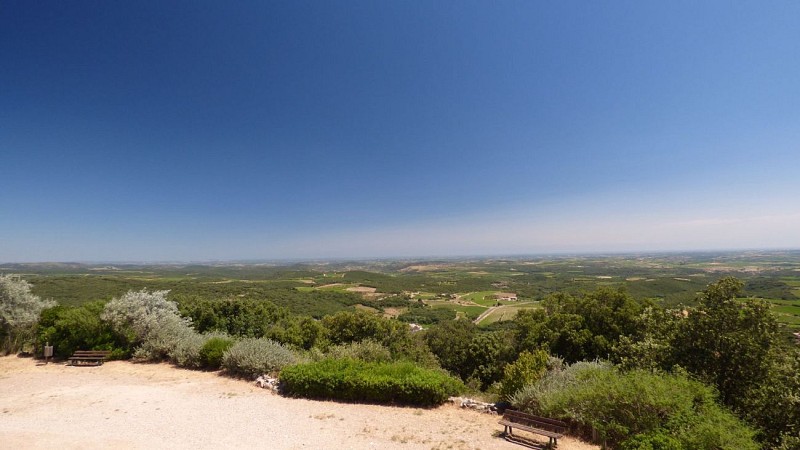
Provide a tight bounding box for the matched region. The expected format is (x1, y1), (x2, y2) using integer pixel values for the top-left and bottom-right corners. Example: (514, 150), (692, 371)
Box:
(500, 349), (549, 400)
(0, 274), (55, 354)
(515, 288), (645, 363)
(672, 277), (778, 410)
(424, 319), (477, 379)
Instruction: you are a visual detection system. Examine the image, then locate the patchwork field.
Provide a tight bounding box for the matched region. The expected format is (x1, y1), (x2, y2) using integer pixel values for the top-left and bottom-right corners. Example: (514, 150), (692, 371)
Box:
(4, 250), (800, 332)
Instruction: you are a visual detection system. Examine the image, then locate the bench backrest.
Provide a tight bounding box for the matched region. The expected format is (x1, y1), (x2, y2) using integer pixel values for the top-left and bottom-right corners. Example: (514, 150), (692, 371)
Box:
(72, 350), (112, 356)
(503, 410), (566, 432)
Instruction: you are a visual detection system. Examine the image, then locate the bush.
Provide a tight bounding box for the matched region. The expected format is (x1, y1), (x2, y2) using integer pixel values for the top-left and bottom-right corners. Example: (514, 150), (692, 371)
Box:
(1, 275), (55, 354)
(280, 358), (464, 406)
(325, 339), (392, 363)
(36, 301), (130, 358)
(199, 335), (235, 369)
(424, 320), (477, 378)
(177, 297), (287, 337)
(222, 337), (297, 378)
(170, 334), (205, 368)
(514, 288), (645, 363)
(265, 315), (326, 350)
(500, 349), (549, 400)
(103, 289), (191, 345)
(321, 310), (437, 366)
(322, 310), (402, 346)
(511, 362), (758, 449)
(424, 321), (516, 388)
(510, 360), (610, 411)
(397, 303), (456, 324)
(134, 319), (197, 362)
(102, 289), (202, 363)
(621, 431), (684, 450)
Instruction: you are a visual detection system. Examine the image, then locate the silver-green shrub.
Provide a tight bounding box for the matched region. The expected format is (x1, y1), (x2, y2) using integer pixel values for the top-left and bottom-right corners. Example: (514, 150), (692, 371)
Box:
(509, 360), (610, 412)
(130, 317), (196, 361)
(165, 330), (234, 369)
(162, 328), (206, 368)
(222, 337), (297, 378)
(102, 289), (190, 342)
(103, 289), (196, 362)
(0, 275), (55, 354)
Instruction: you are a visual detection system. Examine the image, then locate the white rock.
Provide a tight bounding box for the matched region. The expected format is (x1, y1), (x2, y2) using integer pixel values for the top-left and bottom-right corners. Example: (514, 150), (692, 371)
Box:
(254, 375), (279, 392)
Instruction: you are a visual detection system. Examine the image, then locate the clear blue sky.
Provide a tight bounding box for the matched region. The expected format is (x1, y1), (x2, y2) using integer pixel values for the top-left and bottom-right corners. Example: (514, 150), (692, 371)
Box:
(2, 1), (799, 262)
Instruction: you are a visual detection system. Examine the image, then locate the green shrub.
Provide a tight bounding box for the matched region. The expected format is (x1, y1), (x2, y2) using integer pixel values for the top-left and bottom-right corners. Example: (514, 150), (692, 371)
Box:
(514, 288), (645, 363)
(511, 363), (758, 449)
(424, 320), (477, 378)
(424, 322), (516, 388)
(265, 315), (326, 350)
(281, 358), (464, 406)
(321, 310), (438, 366)
(168, 330), (206, 368)
(199, 335), (235, 369)
(325, 339), (392, 363)
(621, 430), (684, 450)
(133, 321), (197, 367)
(222, 337), (297, 378)
(777, 433), (800, 450)
(322, 310), (402, 345)
(177, 297), (287, 337)
(397, 303), (456, 324)
(36, 301), (130, 358)
(500, 349), (549, 400)
(509, 360), (610, 411)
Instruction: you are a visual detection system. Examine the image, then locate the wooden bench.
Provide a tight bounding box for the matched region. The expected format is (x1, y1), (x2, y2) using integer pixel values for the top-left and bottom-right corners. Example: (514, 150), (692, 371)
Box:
(498, 410), (566, 448)
(68, 350), (112, 366)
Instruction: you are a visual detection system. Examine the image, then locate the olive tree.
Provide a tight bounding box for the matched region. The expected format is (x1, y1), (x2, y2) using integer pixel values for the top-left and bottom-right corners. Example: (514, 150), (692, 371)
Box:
(0, 274), (55, 354)
(102, 289), (194, 360)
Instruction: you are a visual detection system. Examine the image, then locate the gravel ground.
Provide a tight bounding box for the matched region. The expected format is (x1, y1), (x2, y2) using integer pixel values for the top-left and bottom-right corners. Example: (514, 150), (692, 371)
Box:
(0, 356), (598, 450)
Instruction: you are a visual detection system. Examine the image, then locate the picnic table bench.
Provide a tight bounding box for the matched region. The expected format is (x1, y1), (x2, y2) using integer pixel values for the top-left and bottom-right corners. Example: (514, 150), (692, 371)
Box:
(68, 350), (112, 366)
(498, 409), (566, 448)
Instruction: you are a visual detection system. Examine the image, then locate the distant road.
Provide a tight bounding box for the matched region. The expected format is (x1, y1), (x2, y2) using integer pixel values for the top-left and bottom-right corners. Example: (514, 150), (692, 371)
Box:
(474, 305), (501, 324)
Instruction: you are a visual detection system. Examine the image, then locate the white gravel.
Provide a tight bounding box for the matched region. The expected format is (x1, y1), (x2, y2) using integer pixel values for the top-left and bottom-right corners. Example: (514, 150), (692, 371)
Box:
(0, 356), (598, 450)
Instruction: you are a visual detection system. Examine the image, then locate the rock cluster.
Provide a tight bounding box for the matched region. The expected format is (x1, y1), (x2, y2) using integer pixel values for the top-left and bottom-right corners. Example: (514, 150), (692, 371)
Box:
(255, 375), (279, 393)
(448, 396), (500, 414)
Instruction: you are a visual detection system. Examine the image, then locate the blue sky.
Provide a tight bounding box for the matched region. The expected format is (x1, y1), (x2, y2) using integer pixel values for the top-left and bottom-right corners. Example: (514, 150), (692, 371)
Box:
(1, 1), (799, 262)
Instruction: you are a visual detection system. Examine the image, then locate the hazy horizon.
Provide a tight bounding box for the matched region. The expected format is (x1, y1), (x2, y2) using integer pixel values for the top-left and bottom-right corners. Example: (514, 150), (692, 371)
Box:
(3, 247), (799, 266)
(3, 2), (799, 262)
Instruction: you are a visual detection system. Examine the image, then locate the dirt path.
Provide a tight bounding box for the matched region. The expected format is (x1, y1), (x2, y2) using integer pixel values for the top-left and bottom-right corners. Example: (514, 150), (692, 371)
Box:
(0, 356), (598, 450)
(474, 306), (501, 324)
